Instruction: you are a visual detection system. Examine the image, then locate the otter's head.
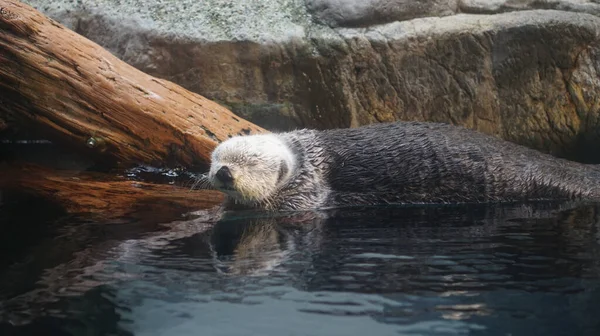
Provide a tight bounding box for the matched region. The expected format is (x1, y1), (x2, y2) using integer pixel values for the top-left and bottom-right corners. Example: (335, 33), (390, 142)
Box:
(208, 134), (296, 204)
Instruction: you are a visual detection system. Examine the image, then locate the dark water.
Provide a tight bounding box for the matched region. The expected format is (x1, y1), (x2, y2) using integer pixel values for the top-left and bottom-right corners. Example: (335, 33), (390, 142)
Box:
(1, 196), (600, 336)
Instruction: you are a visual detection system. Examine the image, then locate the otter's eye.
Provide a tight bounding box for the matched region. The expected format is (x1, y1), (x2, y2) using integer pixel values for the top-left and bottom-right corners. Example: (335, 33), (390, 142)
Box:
(277, 160), (289, 183)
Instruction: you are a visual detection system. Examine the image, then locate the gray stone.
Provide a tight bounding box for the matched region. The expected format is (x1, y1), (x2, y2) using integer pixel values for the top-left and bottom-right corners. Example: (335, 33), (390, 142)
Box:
(459, 0), (600, 16)
(306, 0), (458, 27)
(20, 0), (600, 162)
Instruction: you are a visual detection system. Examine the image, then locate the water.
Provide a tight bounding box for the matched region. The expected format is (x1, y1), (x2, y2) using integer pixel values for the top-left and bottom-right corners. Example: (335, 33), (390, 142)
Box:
(1, 196), (600, 336)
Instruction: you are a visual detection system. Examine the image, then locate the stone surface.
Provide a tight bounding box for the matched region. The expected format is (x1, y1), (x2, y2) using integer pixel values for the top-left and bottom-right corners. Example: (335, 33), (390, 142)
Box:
(21, 0), (600, 162)
(306, 0), (458, 27)
(459, 0), (600, 16)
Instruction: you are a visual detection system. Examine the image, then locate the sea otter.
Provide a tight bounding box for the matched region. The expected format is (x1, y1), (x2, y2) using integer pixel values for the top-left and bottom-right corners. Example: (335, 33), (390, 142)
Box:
(206, 121), (600, 211)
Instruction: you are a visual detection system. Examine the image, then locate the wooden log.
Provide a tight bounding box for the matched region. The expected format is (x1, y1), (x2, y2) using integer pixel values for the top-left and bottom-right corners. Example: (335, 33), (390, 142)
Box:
(0, 0), (266, 170)
(0, 162), (225, 220)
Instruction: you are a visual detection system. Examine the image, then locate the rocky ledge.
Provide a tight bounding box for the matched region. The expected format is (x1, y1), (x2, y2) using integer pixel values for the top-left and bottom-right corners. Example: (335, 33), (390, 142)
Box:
(22, 0), (600, 162)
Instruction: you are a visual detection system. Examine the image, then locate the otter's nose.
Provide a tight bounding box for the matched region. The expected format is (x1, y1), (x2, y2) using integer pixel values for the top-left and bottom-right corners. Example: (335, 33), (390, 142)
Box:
(215, 166), (234, 184)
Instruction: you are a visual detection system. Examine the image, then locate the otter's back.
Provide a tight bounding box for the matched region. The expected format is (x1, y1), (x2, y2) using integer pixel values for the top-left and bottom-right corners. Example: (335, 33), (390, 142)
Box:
(313, 122), (600, 204)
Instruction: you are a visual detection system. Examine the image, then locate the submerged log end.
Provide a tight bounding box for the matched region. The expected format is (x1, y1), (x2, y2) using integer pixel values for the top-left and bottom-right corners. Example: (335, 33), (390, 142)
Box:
(1, 163), (225, 221)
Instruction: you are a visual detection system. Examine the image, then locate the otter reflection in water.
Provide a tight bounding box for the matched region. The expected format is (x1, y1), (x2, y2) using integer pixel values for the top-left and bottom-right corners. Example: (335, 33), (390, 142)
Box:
(207, 211), (326, 276)
(145, 201), (600, 278)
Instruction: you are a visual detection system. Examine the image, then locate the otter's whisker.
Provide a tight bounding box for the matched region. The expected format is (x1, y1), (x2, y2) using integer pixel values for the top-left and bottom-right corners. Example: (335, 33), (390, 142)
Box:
(189, 173), (212, 191)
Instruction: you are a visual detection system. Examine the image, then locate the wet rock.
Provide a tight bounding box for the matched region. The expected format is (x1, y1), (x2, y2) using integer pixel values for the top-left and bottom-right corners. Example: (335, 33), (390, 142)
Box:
(21, 0), (600, 162)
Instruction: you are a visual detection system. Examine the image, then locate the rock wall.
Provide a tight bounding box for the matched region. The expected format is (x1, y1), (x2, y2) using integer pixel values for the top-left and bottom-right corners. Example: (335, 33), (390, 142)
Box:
(22, 0), (600, 162)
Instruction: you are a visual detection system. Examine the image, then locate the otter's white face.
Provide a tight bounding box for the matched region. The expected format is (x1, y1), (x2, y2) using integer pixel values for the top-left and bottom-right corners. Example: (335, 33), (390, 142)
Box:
(208, 134), (296, 204)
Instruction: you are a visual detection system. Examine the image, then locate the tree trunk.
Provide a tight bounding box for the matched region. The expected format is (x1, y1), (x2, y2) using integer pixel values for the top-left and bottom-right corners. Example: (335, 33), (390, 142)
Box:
(0, 0), (266, 171)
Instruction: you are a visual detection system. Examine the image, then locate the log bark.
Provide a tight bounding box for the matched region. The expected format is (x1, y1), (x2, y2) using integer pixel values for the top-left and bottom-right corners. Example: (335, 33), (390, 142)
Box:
(0, 162), (225, 220)
(0, 0), (266, 170)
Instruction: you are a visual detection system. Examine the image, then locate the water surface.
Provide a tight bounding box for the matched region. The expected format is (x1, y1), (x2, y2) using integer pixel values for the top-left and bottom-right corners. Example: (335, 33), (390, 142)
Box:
(1, 198), (600, 336)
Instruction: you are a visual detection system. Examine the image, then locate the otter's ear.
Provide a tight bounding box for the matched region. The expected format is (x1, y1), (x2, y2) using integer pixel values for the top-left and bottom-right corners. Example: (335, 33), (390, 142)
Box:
(277, 160), (289, 183)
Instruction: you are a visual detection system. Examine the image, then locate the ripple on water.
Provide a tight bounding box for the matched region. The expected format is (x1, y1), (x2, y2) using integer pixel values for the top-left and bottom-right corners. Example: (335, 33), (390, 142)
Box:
(1, 201), (600, 335)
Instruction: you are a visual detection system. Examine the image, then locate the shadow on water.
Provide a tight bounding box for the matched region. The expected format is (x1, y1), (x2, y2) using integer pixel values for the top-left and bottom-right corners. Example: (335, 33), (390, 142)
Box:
(1, 198), (600, 336)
